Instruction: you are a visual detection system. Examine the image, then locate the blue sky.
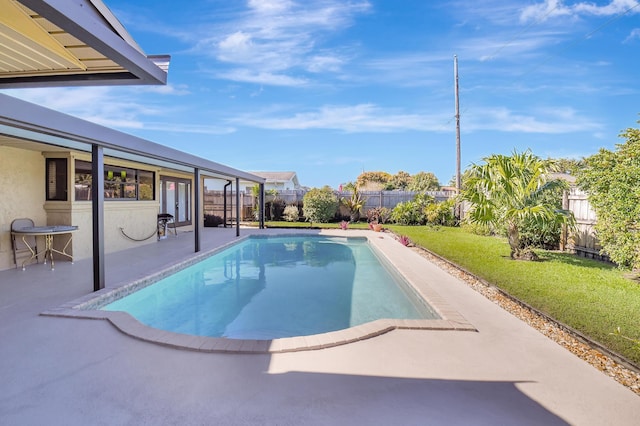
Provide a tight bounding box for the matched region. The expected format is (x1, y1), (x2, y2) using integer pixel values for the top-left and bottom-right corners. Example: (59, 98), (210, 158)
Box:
(5, 0), (640, 188)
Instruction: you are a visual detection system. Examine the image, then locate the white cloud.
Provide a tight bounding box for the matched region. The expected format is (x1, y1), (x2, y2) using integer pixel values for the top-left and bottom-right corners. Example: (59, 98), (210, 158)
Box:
(2, 88), (233, 136)
(306, 55), (345, 73)
(624, 28), (640, 42)
(191, 0), (371, 86)
(228, 103), (451, 133)
(225, 103), (601, 136)
(464, 107), (602, 133)
(247, 0), (293, 14)
(215, 69), (308, 86)
(520, 0), (640, 23)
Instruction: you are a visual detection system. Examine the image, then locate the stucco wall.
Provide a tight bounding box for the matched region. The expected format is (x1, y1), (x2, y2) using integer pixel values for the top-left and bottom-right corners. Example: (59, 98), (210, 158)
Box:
(0, 147), (47, 270)
(68, 202), (161, 259)
(1, 147), (199, 271)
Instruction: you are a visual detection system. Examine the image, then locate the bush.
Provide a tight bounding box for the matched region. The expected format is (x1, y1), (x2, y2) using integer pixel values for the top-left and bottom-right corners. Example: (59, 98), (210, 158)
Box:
(391, 200), (425, 225)
(390, 194), (434, 225)
(518, 218), (563, 250)
(267, 198), (286, 221)
(461, 221), (494, 236)
(303, 187), (339, 223)
(424, 199), (457, 226)
(204, 214), (223, 227)
(367, 207), (391, 224)
(283, 205), (300, 222)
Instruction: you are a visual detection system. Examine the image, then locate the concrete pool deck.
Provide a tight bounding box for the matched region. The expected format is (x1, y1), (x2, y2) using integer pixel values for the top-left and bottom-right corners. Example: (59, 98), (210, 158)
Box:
(1, 227), (639, 424)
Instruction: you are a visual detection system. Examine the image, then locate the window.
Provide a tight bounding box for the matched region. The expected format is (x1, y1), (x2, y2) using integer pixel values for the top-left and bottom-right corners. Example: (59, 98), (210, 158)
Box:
(74, 160), (155, 201)
(46, 158), (68, 201)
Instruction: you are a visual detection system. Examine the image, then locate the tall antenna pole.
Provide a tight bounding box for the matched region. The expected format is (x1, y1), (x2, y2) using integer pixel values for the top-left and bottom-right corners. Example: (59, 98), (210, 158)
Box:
(454, 55), (461, 194)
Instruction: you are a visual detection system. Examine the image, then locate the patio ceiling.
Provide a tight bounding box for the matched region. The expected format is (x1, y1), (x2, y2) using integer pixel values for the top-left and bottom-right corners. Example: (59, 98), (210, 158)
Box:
(0, 0), (169, 87)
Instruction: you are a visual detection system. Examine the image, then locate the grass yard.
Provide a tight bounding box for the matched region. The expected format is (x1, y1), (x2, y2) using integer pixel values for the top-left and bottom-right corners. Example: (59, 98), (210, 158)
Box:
(388, 225), (640, 365)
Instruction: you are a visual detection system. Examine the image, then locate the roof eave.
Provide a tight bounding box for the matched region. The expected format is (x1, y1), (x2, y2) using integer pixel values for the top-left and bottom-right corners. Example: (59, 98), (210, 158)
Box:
(0, 94), (265, 184)
(1, 0), (168, 88)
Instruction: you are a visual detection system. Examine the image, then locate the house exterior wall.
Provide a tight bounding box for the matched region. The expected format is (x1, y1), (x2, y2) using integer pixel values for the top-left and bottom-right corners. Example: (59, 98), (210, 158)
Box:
(0, 146), (197, 271)
(0, 146), (48, 270)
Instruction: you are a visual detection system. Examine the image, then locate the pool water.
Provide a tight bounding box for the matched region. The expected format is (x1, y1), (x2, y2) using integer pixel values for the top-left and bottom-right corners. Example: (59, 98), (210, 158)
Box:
(102, 235), (439, 339)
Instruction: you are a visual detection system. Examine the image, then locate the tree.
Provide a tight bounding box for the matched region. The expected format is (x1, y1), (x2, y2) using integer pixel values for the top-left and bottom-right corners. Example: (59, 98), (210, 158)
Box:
(302, 186), (339, 223)
(408, 171), (439, 192)
(462, 150), (574, 260)
(550, 157), (585, 175)
(340, 181), (357, 192)
(390, 171), (413, 190)
(356, 171), (392, 190)
(577, 124), (640, 270)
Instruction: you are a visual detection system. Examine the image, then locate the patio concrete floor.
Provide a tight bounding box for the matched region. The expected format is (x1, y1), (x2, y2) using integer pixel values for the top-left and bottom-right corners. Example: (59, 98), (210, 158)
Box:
(1, 227), (639, 425)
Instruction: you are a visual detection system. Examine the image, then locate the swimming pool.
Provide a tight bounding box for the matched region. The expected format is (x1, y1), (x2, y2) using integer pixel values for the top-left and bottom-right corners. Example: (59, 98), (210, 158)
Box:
(101, 235), (439, 340)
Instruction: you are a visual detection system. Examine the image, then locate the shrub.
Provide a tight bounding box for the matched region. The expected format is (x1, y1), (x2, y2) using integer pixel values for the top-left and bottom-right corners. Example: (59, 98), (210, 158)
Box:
(341, 189), (366, 222)
(518, 218), (563, 250)
(390, 194), (433, 225)
(268, 198), (286, 221)
(397, 235), (411, 246)
(424, 199), (457, 226)
(204, 214), (223, 227)
(283, 205), (300, 222)
(461, 221), (494, 236)
(391, 200), (425, 225)
(367, 207), (391, 224)
(302, 187), (339, 223)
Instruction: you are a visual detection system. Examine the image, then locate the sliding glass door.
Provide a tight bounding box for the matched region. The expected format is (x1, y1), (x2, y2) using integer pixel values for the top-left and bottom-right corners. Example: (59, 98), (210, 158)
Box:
(160, 176), (191, 227)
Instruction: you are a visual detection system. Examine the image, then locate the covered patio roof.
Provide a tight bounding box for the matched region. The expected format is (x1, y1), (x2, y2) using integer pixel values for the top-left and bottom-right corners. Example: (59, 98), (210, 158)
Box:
(0, 93), (266, 184)
(0, 0), (265, 291)
(0, 0), (169, 87)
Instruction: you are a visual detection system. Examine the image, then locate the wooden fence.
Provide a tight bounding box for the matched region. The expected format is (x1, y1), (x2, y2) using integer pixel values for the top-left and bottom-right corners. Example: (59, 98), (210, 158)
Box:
(203, 190), (254, 222)
(203, 186), (608, 261)
(203, 189), (456, 222)
(566, 187), (606, 260)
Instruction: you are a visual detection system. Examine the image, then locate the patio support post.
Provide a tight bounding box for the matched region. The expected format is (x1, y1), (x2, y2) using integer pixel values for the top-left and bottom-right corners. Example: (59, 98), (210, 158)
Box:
(194, 168), (201, 253)
(223, 180), (231, 228)
(259, 182), (265, 229)
(236, 177), (240, 237)
(91, 144), (105, 291)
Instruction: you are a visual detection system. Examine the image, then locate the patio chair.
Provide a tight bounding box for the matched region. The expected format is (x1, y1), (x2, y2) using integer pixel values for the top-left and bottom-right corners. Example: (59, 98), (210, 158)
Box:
(11, 218), (38, 268)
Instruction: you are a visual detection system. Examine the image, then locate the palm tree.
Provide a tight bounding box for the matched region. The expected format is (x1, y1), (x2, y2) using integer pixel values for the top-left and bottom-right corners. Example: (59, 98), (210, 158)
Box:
(341, 189), (367, 222)
(462, 150), (574, 260)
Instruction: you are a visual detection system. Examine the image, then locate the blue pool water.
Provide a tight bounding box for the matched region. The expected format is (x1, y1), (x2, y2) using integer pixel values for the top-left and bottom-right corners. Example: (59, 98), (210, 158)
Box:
(102, 235), (439, 339)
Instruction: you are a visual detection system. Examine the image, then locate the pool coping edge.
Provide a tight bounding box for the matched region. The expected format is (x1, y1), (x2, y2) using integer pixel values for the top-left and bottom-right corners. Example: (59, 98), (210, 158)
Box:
(41, 230), (477, 354)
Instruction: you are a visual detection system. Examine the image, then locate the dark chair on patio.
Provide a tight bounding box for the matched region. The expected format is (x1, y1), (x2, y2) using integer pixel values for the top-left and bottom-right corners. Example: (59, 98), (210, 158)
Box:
(11, 218), (38, 268)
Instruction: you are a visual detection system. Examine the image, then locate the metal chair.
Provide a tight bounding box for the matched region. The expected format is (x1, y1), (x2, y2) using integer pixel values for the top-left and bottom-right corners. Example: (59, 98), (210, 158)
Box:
(11, 218), (38, 268)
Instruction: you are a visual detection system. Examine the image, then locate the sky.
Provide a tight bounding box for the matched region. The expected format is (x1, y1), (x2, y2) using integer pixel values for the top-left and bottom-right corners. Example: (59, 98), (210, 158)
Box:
(4, 0), (640, 189)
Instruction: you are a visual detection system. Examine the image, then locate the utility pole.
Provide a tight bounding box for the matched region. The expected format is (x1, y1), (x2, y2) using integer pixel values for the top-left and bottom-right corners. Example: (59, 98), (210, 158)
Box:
(454, 55), (462, 220)
(454, 55), (461, 194)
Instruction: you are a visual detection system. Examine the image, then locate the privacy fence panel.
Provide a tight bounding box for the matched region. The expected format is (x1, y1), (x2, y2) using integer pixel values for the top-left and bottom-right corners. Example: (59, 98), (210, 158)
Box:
(203, 189), (456, 222)
(567, 187), (605, 260)
(203, 190), (253, 222)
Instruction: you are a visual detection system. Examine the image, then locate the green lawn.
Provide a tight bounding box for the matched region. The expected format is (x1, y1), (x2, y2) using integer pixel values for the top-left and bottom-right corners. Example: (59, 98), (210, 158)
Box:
(257, 221), (640, 364)
(388, 225), (640, 365)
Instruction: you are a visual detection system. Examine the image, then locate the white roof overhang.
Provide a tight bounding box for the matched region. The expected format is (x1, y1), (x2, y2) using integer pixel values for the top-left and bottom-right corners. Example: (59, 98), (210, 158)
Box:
(0, 93), (265, 184)
(0, 0), (169, 88)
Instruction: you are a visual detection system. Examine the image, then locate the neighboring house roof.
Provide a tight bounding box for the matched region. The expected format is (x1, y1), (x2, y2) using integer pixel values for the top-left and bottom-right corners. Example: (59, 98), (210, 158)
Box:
(0, 0), (169, 87)
(249, 171), (300, 188)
